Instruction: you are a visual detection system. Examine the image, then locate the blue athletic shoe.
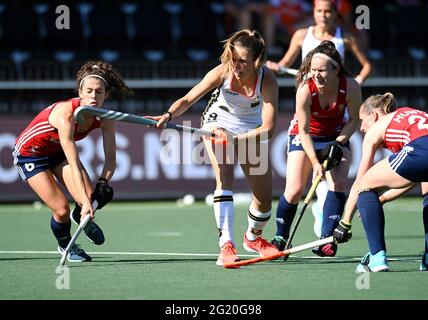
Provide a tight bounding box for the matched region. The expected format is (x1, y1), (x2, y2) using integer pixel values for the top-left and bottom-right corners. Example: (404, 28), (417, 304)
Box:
(311, 201), (323, 238)
(71, 206), (105, 245)
(57, 244), (92, 262)
(356, 250), (389, 273)
(420, 253), (428, 271)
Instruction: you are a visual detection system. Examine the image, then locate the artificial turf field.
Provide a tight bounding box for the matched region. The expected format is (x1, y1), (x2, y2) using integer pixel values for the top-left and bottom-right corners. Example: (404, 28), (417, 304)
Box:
(0, 198), (426, 301)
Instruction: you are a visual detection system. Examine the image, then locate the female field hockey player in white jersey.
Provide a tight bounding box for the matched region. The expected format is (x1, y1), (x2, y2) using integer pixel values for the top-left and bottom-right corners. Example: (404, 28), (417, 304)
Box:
(151, 29), (280, 266)
(266, 0), (372, 239)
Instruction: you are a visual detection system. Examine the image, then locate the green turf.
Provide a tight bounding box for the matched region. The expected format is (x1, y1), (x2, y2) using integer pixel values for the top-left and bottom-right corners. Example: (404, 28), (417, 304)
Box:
(0, 198), (426, 300)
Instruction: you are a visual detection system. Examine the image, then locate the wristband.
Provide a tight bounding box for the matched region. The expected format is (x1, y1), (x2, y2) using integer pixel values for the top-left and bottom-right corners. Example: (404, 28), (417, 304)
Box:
(165, 111), (172, 121)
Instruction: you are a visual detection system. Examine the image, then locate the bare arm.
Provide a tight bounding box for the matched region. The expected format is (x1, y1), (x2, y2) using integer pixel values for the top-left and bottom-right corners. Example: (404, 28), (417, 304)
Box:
(155, 65), (224, 127)
(336, 78), (362, 145)
(345, 34), (372, 85)
(266, 29), (306, 72)
(50, 102), (93, 216)
(100, 119), (116, 181)
(295, 84), (324, 177)
(342, 124), (385, 223)
(235, 69), (278, 142)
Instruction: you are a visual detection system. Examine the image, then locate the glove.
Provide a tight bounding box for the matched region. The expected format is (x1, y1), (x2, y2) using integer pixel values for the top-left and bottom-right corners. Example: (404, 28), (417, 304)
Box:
(317, 141), (343, 170)
(333, 220), (352, 243)
(91, 178), (113, 210)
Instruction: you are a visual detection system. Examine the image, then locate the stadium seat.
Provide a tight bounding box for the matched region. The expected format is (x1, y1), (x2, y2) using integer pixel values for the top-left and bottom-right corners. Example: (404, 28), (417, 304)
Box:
(134, 3), (172, 61)
(177, 3), (220, 61)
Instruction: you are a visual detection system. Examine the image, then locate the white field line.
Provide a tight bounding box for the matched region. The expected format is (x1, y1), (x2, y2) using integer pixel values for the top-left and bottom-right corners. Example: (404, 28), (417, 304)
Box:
(0, 250), (419, 261)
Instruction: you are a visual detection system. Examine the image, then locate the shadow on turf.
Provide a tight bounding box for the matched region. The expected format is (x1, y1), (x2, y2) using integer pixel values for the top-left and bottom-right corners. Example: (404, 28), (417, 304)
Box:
(0, 256), (58, 262)
(63, 257), (217, 267)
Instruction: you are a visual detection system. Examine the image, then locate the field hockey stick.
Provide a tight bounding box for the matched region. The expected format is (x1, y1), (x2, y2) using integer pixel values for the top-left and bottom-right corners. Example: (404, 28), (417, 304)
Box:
(74, 106), (217, 139)
(59, 200), (98, 266)
(59, 214), (91, 266)
(278, 66), (298, 76)
(284, 158), (330, 250)
(224, 236), (334, 269)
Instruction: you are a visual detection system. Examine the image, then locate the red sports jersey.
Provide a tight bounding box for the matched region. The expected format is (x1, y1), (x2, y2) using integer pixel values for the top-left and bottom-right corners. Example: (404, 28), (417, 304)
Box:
(384, 107), (428, 153)
(289, 76), (347, 136)
(15, 98), (101, 156)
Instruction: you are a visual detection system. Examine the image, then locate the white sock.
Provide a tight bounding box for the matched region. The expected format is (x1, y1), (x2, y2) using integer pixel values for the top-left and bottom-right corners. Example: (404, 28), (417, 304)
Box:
(316, 180), (329, 209)
(246, 206), (271, 241)
(213, 190), (234, 248)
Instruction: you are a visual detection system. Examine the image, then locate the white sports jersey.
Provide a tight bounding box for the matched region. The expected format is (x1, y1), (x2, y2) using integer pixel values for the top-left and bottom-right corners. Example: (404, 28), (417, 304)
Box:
(301, 26), (345, 62)
(201, 67), (265, 135)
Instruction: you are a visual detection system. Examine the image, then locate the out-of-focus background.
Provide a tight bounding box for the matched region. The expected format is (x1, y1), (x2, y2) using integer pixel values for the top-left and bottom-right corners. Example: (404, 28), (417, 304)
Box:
(1, 0), (428, 201)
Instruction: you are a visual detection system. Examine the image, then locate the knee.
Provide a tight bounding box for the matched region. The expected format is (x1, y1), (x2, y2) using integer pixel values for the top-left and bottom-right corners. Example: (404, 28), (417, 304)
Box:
(51, 204), (70, 222)
(284, 188), (304, 204)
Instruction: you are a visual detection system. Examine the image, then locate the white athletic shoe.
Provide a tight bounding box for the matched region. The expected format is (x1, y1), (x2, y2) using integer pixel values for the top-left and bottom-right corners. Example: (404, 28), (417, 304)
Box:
(311, 200), (323, 238)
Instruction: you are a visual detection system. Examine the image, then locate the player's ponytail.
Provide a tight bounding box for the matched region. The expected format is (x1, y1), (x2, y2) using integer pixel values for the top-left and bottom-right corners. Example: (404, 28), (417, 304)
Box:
(361, 92), (397, 115)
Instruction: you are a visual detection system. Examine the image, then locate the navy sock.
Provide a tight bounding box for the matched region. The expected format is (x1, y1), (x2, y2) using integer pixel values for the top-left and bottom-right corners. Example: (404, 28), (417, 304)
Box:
(321, 191), (346, 237)
(357, 191), (386, 255)
(50, 216), (71, 249)
(275, 195), (298, 239)
(422, 194), (428, 252)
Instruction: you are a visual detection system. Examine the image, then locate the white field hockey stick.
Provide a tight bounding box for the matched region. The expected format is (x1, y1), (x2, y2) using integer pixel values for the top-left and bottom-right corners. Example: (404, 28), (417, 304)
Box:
(59, 215), (90, 266)
(278, 66), (298, 76)
(74, 106), (217, 139)
(59, 200), (98, 266)
(224, 236), (334, 269)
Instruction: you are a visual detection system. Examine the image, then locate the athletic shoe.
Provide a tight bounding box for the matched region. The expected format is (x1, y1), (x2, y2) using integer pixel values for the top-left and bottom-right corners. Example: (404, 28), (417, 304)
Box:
(271, 236), (290, 261)
(216, 241), (240, 266)
(356, 250), (389, 273)
(243, 234), (280, 257)
(420, 252), (428, 271)
(312, 241), (338, 257)
(57, 244), (92, 262)
(311, 201), (323, 238)
(71, 208), (105, 245)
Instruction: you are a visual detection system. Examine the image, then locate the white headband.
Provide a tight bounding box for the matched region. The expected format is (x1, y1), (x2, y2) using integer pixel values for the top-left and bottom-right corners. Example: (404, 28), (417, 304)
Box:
(79, 74), (108, 88)
(313, 53), (339, 68)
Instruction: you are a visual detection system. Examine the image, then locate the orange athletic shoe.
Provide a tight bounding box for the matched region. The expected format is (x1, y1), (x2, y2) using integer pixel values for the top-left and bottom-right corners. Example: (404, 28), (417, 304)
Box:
(216, 241), (240, 266)
(243, 234), (280, 256)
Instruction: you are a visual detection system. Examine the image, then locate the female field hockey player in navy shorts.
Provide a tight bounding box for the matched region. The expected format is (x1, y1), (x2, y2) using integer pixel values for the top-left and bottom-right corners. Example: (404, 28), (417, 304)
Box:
(271, 40), (362, 258)
(334, 93), (428, 272)
(13, 60), (132, 262)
